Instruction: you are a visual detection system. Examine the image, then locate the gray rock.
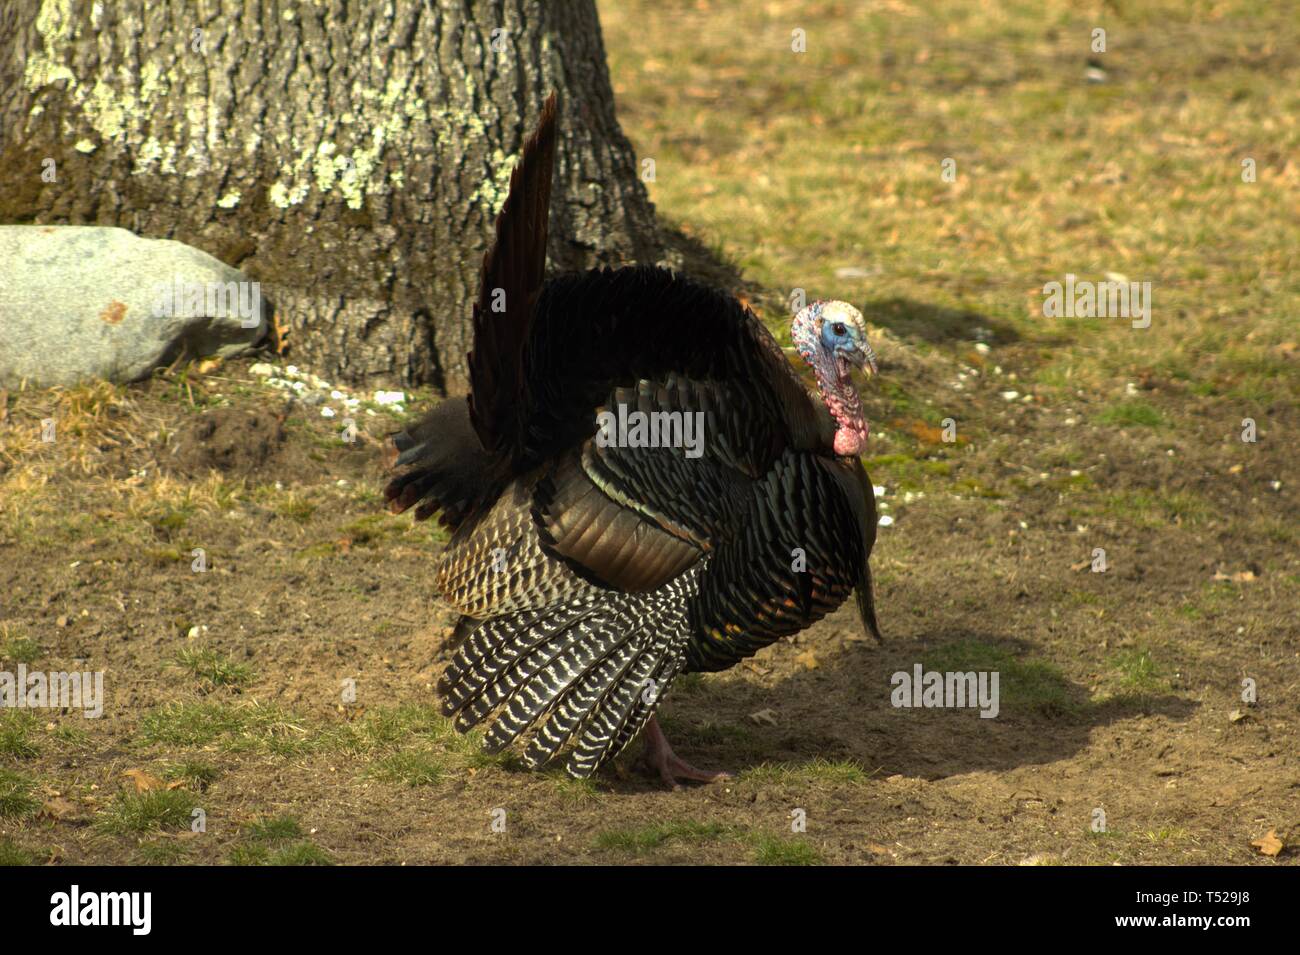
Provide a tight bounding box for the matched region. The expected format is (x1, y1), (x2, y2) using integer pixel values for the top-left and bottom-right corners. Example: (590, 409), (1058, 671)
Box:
(0, 225), (267, 388)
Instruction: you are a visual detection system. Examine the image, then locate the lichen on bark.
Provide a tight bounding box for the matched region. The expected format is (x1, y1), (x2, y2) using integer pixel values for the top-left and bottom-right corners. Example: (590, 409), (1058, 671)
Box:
(0, 0), (661, 391)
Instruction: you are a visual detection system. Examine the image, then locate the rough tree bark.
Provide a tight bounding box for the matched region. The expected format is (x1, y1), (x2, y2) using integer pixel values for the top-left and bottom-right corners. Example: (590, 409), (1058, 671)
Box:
(0, 0), (661, 392)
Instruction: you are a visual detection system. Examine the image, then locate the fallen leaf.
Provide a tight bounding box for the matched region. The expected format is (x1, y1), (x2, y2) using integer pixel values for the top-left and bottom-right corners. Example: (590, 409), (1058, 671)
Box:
(271, 313), (291, 354)
(123, 769), (166, 793)
(1213, 570), (1257, 582)
(1250, 830), (1284, 857)
(38, 797), (80, 821)
(794, 649), (820, 670)
(749, 708), (779, 727)
(1070, 559), (1090, 572)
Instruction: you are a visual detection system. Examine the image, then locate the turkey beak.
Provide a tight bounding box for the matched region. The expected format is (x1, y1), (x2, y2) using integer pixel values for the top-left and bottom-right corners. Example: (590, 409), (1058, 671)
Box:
(847, 344), (878, 377)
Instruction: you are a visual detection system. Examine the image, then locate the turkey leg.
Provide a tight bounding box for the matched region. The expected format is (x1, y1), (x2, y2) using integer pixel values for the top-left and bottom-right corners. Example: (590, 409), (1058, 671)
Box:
(641, 715), (732, 789)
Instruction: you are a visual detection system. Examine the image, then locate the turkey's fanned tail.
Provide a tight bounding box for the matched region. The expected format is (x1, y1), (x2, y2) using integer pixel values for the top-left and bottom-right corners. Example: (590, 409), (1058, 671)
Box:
(467, 91), (558, 458)
(384, 93), (557, 524)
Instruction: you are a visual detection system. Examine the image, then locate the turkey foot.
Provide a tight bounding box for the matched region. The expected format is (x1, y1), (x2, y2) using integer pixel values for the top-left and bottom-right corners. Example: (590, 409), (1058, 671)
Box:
(641, 715), (732, 789)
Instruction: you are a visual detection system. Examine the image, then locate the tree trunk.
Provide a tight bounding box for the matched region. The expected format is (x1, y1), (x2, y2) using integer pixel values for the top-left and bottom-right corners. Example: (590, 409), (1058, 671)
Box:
(0, 0), (661, 392)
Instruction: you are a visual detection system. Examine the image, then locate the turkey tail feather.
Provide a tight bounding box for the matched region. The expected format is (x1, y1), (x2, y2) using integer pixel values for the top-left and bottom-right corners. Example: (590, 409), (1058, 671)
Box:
(467, 91), (558, 457)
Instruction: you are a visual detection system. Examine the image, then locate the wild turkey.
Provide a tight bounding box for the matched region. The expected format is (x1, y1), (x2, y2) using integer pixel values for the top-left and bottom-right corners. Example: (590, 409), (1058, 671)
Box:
(383, 93), (882, 786)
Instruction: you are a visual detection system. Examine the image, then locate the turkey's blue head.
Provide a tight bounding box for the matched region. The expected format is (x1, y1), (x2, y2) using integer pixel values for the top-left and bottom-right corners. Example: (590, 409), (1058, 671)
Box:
(791, 300), (876, 456)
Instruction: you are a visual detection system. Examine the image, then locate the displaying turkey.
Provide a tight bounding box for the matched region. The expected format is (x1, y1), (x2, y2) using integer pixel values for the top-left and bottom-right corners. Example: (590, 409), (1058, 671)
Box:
(383, 93), (882, 786)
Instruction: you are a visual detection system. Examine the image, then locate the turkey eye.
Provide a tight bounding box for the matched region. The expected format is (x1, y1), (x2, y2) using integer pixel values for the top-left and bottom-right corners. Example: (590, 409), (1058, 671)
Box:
(832, 323), (847, 336)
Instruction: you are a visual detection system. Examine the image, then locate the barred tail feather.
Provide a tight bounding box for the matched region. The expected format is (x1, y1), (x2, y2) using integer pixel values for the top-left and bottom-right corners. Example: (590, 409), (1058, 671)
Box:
(438, 602), (588, 721)
(604, 652), (678, 761)
(478, 614), (628, 749)
(566, 635), (679, 777)
(521, 645), (640, 769)
(438, 566), (702, 777)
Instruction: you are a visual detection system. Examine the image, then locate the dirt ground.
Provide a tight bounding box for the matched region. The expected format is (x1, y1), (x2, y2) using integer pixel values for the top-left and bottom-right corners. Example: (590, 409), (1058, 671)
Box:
(1, 0), (1297, 865)
(0, 336), (1294, 866)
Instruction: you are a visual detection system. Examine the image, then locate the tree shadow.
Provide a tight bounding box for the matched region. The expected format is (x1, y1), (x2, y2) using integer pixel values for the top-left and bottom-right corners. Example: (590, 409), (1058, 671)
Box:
(656, 217), (755, 299)
(652, 229), (1030, 354)
(863, 296), (1023, 346)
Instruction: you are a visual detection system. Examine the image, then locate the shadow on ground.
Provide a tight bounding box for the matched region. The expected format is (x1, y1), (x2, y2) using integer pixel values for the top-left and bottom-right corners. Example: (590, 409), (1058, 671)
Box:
(863, 297), (1022, 346)
(592, 626), (1198, 793)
